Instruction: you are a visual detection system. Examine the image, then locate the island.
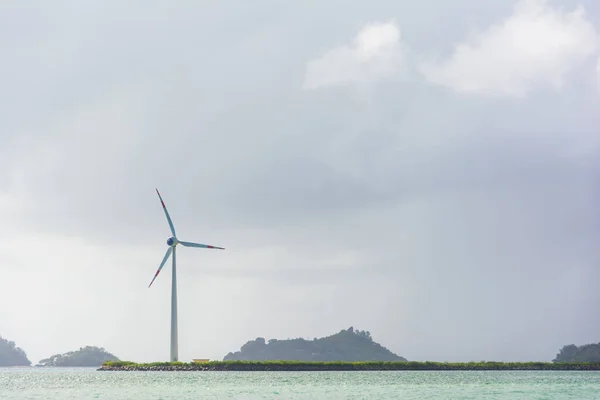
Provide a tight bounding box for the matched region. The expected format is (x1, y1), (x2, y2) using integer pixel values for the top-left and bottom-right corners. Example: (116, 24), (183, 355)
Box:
(38, 346), (119, 367)
(553, 343), (600, 363)
(224, 327), (406, 362)
(97, 329), (600, 371)
(0, 336), (31, 367)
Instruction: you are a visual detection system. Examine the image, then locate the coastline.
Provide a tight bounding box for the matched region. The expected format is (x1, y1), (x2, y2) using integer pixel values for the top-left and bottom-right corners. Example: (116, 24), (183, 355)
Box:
(98, 361), (600, 372)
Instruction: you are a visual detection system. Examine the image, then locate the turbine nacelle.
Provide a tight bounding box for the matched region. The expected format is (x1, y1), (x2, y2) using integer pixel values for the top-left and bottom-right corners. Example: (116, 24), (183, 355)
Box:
(167, 236), (178, 247)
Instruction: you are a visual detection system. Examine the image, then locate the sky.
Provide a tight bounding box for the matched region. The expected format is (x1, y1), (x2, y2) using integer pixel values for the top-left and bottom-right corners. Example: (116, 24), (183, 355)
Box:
(1, 0), (599, 364)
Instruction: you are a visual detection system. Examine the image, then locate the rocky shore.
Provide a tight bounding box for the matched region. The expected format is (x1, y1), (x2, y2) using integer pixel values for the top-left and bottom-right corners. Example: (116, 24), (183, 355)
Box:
(98, 361), (600, 372)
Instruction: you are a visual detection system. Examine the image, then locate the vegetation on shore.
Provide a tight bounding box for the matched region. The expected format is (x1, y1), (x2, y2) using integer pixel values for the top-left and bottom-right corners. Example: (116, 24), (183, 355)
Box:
(553, 343), (600, 363)
(224, 327), (405, 362)
(0, 336), (31, 367)
(38, 346), (119, 367)
(2, 328), (598, 370)
(99, 360), (600, 371)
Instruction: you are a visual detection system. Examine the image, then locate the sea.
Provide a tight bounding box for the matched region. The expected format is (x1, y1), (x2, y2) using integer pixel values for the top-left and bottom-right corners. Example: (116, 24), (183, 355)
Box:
(1, 367), (599, 399)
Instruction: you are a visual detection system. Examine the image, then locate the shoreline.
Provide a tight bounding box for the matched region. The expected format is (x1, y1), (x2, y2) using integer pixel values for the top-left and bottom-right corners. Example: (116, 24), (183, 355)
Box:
(98, 361), (600, 372)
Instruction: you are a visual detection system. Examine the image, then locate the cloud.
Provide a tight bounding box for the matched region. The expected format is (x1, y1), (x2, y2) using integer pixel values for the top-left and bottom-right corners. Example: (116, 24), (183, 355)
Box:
(303, 20), (408, 89)
(2, 0), (600, 365)
(420, 0), (599, 96)
(597, 56), (600, 89)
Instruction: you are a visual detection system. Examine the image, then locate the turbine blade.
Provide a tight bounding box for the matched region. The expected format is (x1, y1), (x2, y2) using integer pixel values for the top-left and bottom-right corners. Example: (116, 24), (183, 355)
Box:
(179, 241), (225, 250)
(156, 189), (176, 237)
(148, 247), (173, 288)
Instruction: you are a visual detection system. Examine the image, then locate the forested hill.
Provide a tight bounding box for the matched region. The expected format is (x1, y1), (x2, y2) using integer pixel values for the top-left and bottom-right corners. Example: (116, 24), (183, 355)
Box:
(224, 327), (406, 362)
(553, 343), (600, 362)
(0, 336), (31, 366)
(38, 346), (120, 367)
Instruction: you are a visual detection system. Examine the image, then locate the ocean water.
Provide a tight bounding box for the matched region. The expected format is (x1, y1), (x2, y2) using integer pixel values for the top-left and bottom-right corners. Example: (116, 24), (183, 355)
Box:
(0, 367), (599, 399)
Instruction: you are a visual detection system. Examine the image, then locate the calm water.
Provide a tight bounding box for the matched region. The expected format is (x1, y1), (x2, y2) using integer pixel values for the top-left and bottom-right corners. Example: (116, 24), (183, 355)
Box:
(1, 367), (599, 399)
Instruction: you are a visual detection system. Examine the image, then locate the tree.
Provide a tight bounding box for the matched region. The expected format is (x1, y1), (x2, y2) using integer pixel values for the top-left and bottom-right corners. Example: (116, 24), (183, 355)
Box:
(38, 346), (119, 367)
(553, 343), (600, 363)
(0, 336), (31, 366)
(224, 327), (406, 362)
(553, 344), (579, 362)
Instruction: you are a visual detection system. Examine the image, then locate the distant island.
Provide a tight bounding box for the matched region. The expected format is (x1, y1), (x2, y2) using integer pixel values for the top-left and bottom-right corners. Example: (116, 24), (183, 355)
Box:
(224, 327), (406, 362)
(3, 329), (599, 372)
(99, 335), (600, 372)
(37, 346), (119, 367)
(553, 343), (600, 363)
(0, 336), (31, 367)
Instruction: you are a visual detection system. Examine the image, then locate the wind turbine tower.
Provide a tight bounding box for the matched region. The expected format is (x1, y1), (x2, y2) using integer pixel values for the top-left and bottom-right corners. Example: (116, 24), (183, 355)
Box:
(148, 189), (225, 362)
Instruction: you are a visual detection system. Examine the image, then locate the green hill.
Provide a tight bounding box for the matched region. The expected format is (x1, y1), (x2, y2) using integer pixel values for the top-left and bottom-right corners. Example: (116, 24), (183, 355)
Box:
(224, 327), (406, 362)
(0, 336), (31, 366)
(553, 343), (600, 363)
(38, 346), (119, 367)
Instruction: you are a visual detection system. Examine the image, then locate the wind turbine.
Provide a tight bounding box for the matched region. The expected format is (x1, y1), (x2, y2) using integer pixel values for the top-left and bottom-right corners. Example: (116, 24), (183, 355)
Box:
(148, 189), (224, 362)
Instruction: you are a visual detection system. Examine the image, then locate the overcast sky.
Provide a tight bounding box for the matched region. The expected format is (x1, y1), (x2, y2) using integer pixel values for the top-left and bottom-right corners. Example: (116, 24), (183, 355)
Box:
(1, 0), (599, 364)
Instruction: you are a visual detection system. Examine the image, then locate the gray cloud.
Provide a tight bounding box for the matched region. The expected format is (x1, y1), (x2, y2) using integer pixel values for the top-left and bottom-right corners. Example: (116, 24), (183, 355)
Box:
(419, 0), (600, 96)
(1, 0), (600, 364)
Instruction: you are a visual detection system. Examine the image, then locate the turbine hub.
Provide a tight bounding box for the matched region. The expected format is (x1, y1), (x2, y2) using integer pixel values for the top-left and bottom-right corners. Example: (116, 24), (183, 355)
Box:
(167, 237), (178, 247)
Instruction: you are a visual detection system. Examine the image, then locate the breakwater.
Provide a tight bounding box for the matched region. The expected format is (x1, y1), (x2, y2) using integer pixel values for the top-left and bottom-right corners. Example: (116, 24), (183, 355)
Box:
(98, 361), (600, 372)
